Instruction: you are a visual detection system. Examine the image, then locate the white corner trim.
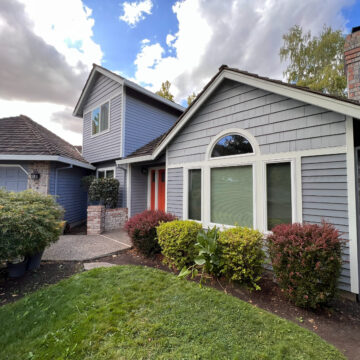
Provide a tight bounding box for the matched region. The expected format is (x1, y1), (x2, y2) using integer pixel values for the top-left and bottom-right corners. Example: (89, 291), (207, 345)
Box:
(0, 155), (95, 170)
(127, 163), (131, 215)
(205, 128), (260, 160)
(0, 164), (29, 176)
(346, 116), (359, 294)
(121, 87), (126, 158)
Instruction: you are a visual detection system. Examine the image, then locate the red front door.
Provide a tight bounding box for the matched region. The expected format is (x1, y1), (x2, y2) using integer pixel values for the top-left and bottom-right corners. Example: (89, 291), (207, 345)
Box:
(150, 168), (165, 211)
(158, 169), (165, 211)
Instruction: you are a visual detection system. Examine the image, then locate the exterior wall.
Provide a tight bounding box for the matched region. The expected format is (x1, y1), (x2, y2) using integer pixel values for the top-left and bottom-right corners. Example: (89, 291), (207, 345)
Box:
(167, 167), (183, 218)
(124, 91), (178, 156)
(49, 163), (89, 226)
(130, 165), (148, 217)
(301, 154), (350, 291)
(167, 80), (346, 165)
(28, 161), (50, 194)
(82, 73), (123, 163)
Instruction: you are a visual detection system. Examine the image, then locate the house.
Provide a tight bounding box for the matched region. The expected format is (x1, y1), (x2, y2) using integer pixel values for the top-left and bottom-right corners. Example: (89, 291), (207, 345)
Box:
(74, 27), (360, 296)
(0, 115), (95, 227)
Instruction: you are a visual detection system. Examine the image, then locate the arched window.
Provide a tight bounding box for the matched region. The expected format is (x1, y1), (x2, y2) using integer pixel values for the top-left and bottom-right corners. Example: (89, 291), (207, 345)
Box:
(211, 134), (253, 158)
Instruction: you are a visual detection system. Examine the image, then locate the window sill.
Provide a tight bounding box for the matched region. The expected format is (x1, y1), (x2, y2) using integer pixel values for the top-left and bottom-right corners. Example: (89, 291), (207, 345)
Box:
(91, 128), (110, 138)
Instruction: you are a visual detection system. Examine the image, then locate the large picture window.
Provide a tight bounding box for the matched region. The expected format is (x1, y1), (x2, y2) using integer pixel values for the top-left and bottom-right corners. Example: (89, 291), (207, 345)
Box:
(266, 162), (292, 230)
(92, 102), (109, 135)
(188, 169), (201, 221)
(211, 134), (253, 158)
(211, 166), (253, 227)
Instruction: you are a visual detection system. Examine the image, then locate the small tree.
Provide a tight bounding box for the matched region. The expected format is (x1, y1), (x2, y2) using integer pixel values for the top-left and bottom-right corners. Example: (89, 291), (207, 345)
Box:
(187, 92), (196, 106)
(156, 80), (174, 101)
(89, 178), (119, 208)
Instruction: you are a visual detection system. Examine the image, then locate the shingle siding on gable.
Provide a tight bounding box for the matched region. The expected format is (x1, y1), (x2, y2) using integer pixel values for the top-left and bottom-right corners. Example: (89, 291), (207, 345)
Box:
(82, 75), (123, 163)
(166, 167), (183, 218)
(167, 79), (346, 165)
(124, 93), (178, 157)
(301, 154), (350, 291)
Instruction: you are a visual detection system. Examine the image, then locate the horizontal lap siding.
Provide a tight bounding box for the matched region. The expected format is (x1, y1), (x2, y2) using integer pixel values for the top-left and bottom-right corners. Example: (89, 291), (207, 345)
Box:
(167, 80), (346, 165)
(130, 165), (148, 217)
(301, 154), (350, 291)
(167, 168), (183, 218)
(83, 74), (122, 163)
(125, 94), (178, 156)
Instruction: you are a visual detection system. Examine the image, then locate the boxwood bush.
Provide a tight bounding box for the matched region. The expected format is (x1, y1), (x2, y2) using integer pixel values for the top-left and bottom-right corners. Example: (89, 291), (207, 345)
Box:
(0, 189), (64, 261)
(89, 178), (119, 208)
(218, 226), (265, 290)
(157, 220), (202, 270)
(267, 222), (344, 308)
(124, 210), (176, 256)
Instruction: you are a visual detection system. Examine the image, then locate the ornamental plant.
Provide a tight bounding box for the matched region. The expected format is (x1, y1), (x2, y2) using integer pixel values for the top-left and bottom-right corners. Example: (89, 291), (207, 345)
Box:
(0, 189), (64, 261)
(218, 226), (265, 290)
(267, 222), (345, 308)
(157, 220), (202, 269)
(89, 178), (119, 208)
(125, 210), (176, 256)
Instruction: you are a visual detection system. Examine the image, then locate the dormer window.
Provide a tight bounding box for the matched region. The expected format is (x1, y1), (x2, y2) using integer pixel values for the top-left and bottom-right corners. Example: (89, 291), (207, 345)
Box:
(92, 102), (109, 135)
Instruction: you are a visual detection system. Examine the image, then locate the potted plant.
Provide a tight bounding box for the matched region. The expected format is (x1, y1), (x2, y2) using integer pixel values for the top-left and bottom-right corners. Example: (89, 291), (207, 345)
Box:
(7, 256), (28, 278)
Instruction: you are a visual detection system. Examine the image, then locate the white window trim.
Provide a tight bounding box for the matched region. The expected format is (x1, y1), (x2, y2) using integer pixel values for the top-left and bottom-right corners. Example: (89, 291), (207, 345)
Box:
(147, 166), (165, 210)
(183, 167), (204, 222)
(96, 166), (116, 178)
(262, 158), (297, 234)
(90, 100), (111, 137)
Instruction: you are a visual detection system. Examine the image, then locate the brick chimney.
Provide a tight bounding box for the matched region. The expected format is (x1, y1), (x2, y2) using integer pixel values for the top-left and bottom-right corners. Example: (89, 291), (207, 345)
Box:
(345, 26), (360, 101)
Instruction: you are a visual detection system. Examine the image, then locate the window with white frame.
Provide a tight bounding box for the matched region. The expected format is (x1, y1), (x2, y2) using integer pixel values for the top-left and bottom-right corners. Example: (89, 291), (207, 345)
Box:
(188, 169), (201, 221)
(266, 162), (292, 230)
(97, 168), (115, 179)
(92, 102), (109, 135)
(211, 134), (253, 158)
(211, 165), (253, 227)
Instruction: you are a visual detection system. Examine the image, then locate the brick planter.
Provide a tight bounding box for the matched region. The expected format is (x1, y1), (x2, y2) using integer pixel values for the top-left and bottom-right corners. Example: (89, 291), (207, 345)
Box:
(87, 205), (128, 235)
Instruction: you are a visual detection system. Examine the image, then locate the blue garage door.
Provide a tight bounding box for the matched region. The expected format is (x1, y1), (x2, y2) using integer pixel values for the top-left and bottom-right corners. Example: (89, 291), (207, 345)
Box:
(0, 166), (28, 192)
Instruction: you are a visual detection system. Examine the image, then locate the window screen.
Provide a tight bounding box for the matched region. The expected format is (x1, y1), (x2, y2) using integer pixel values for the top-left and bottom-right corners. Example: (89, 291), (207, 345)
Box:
(211, 166), (253, 227)
(266, 162), (292, 230)
(188, 169), (201, 221)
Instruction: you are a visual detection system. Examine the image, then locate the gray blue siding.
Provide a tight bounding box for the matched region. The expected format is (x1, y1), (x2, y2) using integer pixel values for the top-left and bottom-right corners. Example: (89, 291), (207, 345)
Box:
(124, 92), (178, 156)
(83, 74), (122, 163)
(167, 167), (183, 218)
(130, 165), (148, 217)
(167, 79), (346, 165)
(301, 154), (350, 291)
(49, 164), (89, 225)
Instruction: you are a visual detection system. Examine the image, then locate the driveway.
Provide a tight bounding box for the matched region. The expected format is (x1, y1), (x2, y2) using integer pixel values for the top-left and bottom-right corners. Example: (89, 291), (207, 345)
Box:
(43, 229), (132, 261)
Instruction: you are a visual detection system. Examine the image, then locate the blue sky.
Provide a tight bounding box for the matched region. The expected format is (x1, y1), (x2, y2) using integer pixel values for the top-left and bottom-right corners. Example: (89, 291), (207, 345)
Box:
(1, 0), (360, 145)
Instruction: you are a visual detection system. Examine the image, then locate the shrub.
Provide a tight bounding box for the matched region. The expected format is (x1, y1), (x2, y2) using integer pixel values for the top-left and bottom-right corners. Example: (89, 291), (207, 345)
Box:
(125, 210), (176, 256)
(218, 227), (265, 290)
(157, 220), (202, 269)
(0, 189), (64, 261)
(89, 178), (119, 208)
(81, 175), (96, 190)
(267, 222), (344, 308)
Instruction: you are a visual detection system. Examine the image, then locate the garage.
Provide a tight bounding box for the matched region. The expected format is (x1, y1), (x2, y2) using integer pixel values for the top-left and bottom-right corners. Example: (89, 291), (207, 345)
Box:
(0, 166), (28, 192)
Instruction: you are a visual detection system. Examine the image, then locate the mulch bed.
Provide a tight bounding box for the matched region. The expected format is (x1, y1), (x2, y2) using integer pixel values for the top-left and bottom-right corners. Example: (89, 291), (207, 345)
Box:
(1, 249), (359, 359)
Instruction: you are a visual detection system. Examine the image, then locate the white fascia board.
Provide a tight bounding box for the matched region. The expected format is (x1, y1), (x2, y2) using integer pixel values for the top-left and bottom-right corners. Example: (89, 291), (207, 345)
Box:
(124, 79), (185, 112)
(0, 155), (96, 170)
(116, 155), (153, 165)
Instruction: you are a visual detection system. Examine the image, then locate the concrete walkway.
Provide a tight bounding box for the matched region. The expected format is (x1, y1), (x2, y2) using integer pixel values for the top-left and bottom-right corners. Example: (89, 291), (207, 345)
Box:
(43, 229), (132, 261)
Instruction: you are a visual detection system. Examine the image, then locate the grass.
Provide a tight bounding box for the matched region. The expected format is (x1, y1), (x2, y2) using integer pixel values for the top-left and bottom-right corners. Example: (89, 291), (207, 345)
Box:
(0, 266), (344, 360)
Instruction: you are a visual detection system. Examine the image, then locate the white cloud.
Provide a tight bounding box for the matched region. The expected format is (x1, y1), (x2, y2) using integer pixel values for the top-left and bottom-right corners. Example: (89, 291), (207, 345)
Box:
(119, 0), (153, 27)
(132, 0), (354, 102)
(0, 0), (103, 143)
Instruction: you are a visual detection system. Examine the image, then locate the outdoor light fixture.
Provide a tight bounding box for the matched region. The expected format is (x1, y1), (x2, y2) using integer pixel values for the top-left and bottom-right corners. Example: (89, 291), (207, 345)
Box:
(30, 170), (40, 180)
(141, 167), (148, 175)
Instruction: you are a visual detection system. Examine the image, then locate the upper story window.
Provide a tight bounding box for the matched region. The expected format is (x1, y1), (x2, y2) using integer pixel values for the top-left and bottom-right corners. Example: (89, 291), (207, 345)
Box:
(211, 134), (253, 158)
(92, 102), (109, 135)
(97, 168), (114, 178)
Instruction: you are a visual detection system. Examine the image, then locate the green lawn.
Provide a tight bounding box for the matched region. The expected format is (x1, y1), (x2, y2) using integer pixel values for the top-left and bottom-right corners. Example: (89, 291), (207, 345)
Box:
(0, 266), (344, 360)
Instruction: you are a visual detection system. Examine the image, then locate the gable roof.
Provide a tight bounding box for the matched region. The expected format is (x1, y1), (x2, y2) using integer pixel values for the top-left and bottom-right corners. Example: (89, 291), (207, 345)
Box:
(73, 64), (184, 117)
(116, 65), (360, 165)
(0, 115), (95, 169)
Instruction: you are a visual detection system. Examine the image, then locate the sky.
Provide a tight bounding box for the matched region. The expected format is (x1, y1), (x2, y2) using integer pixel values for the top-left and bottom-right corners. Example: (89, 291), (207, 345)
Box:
(0, 0), (359, 145)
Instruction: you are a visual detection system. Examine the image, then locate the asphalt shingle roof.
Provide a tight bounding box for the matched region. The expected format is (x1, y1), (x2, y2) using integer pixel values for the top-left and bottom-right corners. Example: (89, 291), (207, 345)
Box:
(0, 115), (89, 164)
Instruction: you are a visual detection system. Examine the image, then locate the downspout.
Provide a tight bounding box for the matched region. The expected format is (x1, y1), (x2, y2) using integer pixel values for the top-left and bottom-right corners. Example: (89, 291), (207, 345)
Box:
(55, 164), (73, 196)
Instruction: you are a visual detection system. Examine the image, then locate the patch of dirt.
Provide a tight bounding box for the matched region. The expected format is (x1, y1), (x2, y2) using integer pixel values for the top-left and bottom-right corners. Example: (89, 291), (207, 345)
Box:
(0, 261), (83, 306)
(96, 249), (360, 360)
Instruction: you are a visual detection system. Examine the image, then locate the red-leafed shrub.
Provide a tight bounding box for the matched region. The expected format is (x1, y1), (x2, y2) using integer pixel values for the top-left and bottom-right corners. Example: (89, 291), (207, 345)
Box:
(267, 222), (345, 308)
(125, 210), (177, 256)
